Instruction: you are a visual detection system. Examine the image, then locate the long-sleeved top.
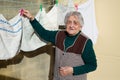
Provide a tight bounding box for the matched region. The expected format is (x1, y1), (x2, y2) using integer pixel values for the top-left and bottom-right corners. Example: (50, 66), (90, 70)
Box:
(30, 19), (97, 75)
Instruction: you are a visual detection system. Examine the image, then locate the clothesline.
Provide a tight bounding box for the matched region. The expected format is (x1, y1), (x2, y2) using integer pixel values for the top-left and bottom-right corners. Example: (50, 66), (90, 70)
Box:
(0, 0), (53, 5)
(0, 4), (54, 9)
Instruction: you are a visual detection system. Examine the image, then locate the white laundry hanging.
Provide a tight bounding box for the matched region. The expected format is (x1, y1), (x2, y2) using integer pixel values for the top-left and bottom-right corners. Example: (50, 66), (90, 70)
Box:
(0, 14), (22, 60)
(39, 7), (58, 30)
(78, 0), (98, 44)
(20, 9), (47, 52)
(21, 7), (59, 52)
(46, 4), (59, 30)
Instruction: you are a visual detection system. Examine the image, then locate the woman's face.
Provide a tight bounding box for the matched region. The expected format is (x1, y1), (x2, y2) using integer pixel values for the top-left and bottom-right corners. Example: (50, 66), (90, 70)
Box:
(66, 15), (82, 36)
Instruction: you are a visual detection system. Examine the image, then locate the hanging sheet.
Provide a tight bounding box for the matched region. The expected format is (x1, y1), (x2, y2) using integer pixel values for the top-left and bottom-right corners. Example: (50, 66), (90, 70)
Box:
(0, 14), (22, 60)
(20, 10), (47, 51)
(78, 0), (98, 44)
(21, 7), (59, 52)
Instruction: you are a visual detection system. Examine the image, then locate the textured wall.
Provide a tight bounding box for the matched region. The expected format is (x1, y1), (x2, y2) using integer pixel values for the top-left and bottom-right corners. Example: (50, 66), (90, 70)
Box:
(90, 0), (120, 80)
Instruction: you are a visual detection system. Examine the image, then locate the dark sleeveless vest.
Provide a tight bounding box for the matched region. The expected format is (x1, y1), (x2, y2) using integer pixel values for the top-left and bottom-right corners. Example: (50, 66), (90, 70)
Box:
(53, 31), (88, 80)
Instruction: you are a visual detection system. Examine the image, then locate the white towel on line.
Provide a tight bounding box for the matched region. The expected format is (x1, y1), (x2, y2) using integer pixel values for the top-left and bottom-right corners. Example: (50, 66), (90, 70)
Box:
(0, 14), (22, 60)
(20, 11), (47, 51)
(21, 7), (59, 52)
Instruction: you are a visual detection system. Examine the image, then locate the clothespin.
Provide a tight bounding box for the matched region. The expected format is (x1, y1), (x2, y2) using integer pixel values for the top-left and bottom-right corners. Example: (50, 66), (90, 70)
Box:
(55, 0), (58, 5)
(74, 3), (78, 11)
(40, 4), (42, 11)
(19, 9), (24, 16)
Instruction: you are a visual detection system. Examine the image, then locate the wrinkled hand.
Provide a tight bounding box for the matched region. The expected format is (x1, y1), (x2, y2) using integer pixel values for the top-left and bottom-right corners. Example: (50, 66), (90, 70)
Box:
(59, 66), (73, 77)
(21, 9), (34, 21)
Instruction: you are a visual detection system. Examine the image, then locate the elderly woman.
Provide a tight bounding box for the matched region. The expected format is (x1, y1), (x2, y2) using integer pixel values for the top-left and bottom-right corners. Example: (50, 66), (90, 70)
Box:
(22, 10), (97, 80)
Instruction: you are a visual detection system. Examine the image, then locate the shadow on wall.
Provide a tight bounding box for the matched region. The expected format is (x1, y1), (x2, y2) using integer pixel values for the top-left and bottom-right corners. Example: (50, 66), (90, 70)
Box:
(0, 43), (54, 68)
(0, 43), (55, 80)
(0, 75), (20, 80)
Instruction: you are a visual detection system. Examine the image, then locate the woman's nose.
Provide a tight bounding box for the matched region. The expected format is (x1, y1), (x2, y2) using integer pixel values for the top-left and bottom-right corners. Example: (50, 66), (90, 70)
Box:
(70, 22), (75, 27)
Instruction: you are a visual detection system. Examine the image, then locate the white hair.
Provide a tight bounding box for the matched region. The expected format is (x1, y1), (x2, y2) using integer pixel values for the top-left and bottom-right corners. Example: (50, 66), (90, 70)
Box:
(64, 11), (84, 27)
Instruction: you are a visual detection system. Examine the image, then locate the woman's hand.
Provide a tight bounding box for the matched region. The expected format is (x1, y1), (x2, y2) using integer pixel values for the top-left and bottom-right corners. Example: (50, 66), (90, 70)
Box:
(59, 66), (73, 77)
(21, 9), (34, 21)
